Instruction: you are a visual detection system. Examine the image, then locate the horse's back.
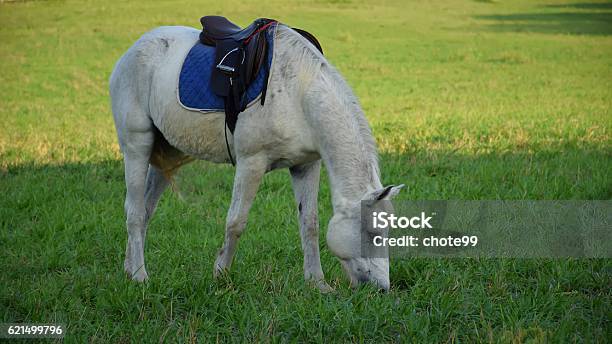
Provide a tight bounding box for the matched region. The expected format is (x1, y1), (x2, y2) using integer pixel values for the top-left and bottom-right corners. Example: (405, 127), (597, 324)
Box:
(111, 26), (198, 91)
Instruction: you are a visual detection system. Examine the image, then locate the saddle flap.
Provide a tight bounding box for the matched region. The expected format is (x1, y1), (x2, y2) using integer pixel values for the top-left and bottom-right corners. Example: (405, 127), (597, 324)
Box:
(244, 33), (267, 84)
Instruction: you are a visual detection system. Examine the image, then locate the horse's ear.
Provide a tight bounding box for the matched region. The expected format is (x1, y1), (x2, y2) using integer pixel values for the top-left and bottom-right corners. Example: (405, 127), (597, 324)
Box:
(364, 184), (405, 201)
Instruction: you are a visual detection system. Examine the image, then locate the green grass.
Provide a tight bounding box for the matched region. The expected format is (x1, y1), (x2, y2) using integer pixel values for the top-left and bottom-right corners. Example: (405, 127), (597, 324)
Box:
(1, 0), (611, 342)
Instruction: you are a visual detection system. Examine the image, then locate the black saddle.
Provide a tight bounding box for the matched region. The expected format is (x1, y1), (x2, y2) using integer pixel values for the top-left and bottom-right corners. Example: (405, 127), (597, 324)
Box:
(198, 16), (323, 164)
(200, 16), (276, 136)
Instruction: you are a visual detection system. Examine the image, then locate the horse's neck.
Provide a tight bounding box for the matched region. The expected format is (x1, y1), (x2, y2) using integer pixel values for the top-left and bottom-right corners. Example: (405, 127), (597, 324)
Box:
(315, 103), (382, 209)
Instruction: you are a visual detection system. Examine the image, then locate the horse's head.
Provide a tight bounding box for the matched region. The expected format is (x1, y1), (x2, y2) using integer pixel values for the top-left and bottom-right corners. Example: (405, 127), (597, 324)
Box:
(326, 185), (404, 291)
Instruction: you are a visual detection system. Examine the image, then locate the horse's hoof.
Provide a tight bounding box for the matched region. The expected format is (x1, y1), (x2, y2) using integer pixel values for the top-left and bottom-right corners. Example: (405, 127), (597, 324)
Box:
(131, 269), (148, 282)
(213, 253), (231, 278)
(125, 262), (148, 282)
(213, 264), (227, 279)
(314, 280), (334, 293)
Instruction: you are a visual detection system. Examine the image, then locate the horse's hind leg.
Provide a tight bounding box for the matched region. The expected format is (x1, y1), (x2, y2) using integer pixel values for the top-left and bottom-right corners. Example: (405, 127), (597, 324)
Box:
(290, 160), (332, 292)
(121, 127), (154, 282)
(144, 165), (170, 225)
(145, 129), (193, 224)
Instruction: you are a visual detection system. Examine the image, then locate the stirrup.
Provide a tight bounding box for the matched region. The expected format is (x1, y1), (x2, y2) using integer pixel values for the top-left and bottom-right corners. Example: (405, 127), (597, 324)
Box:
(216, 47), (245, 75)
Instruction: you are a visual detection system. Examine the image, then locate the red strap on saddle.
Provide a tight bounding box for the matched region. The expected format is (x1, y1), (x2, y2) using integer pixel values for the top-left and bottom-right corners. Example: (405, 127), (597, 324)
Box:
(244, 21), (277, 44)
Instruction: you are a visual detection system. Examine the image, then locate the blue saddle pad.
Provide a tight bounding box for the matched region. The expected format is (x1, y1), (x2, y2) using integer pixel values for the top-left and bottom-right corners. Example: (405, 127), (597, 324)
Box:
(178, 24), (276, 112)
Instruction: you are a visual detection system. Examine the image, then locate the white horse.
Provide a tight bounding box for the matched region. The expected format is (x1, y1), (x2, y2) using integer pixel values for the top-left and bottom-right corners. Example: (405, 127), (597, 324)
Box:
(110, 24), (403, 291)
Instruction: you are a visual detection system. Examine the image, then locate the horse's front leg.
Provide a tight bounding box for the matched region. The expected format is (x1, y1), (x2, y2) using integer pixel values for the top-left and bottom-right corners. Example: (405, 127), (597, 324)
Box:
(290, 160), (333, 292)
(214, 155), (267, 276)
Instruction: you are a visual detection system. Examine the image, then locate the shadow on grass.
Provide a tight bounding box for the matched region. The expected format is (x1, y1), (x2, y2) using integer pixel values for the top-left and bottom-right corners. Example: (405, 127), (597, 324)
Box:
(474, 7), (612, 35)
(1, 144), (610, 218)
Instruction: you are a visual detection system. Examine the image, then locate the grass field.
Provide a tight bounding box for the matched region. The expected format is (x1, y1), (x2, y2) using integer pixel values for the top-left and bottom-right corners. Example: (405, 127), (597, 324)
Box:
(1, 0), (611, 342)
